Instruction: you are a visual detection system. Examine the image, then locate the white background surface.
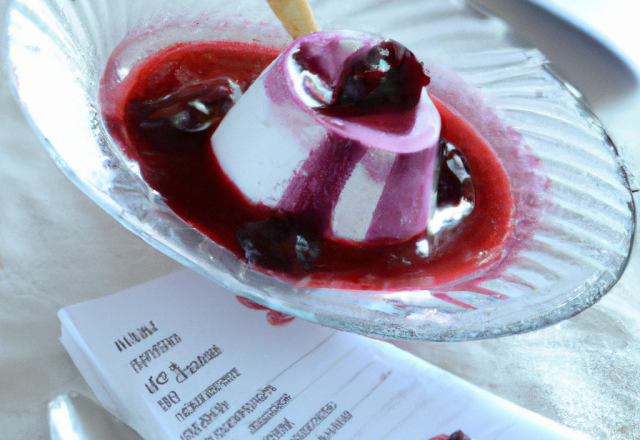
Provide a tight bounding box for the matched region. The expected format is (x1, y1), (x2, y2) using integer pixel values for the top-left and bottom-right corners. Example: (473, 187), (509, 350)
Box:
(1, 0), (639, 439)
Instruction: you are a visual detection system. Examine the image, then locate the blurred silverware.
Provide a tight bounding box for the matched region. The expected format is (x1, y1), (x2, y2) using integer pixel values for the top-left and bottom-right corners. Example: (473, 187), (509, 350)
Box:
(49, 393), (144, 440)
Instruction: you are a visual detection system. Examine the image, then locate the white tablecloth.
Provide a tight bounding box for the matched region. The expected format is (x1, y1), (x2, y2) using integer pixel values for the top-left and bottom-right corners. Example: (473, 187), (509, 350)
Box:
(1, 0), (638, 438)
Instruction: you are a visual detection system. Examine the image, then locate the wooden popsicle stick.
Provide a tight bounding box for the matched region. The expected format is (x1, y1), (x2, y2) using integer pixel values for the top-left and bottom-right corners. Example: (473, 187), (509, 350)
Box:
(266, 0), (319, 40)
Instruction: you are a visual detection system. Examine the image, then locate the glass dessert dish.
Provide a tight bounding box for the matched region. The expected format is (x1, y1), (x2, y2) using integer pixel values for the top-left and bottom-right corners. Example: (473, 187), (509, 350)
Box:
(5, 0), (635, 340)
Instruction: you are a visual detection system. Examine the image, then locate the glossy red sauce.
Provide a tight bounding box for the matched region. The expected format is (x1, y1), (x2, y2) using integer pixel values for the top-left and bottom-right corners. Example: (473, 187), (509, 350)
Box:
(100, 41), (515, 290)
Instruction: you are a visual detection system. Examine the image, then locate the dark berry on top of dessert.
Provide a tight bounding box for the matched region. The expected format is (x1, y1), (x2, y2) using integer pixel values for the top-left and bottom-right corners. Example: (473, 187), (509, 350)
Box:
(295, 38), (431, 135)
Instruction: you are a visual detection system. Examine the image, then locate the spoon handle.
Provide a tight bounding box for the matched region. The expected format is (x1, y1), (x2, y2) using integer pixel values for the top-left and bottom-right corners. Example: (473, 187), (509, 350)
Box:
(266, 0), (319, 39)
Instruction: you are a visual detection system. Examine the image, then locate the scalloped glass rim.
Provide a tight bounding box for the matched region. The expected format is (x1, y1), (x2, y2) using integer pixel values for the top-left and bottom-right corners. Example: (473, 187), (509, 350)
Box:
(4, 0), (635, 341)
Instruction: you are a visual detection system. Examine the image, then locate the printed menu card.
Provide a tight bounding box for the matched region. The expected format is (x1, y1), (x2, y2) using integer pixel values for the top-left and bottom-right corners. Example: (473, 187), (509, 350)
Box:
(59, 270), (589, 440)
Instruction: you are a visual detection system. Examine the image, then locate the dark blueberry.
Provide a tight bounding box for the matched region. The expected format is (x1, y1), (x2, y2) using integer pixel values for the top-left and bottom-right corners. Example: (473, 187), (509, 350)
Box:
(331, 40), (430, 115)
(436, 139), (475, 209)
(131, 78), (241, 133)
(237, 215), (321, 272)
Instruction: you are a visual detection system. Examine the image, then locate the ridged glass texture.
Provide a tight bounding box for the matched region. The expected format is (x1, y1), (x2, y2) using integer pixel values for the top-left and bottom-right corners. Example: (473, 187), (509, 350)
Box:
(5, 0), (635, 340)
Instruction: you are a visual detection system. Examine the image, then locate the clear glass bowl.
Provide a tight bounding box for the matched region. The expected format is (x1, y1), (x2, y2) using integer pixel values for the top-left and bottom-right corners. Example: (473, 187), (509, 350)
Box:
(5, 0), (635, 340)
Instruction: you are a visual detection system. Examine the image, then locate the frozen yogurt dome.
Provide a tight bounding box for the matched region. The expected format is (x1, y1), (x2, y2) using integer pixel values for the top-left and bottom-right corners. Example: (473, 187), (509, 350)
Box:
(212, 30), (441, 243)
